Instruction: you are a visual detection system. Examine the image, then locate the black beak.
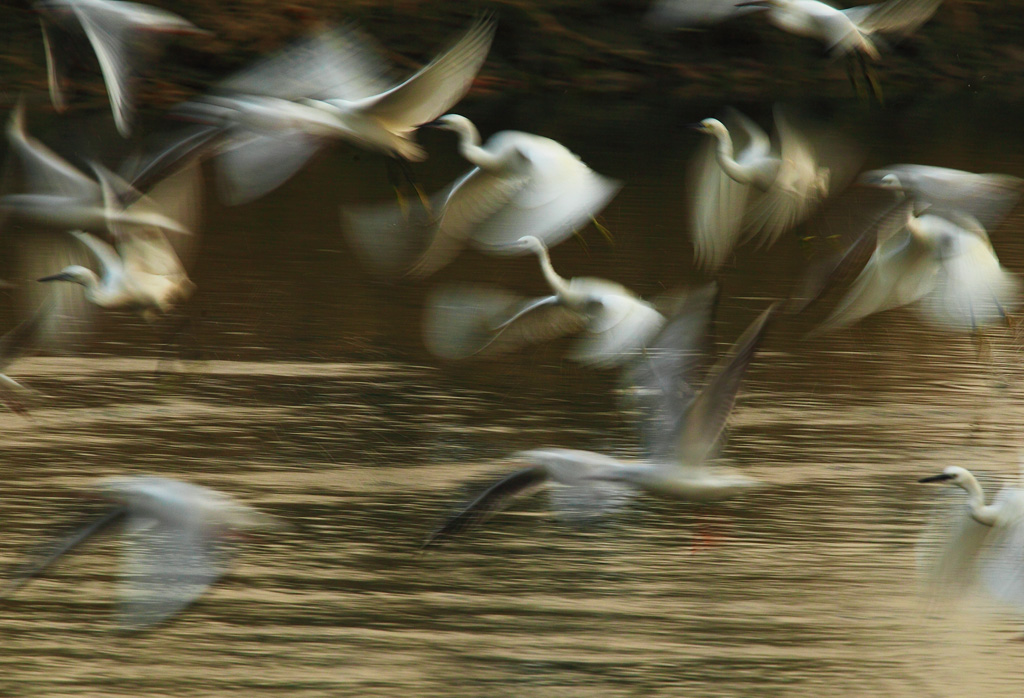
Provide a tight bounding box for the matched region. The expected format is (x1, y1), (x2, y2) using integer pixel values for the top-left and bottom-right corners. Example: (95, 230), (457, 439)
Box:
(736, 1), (770, 6)
(918, 473), (955, 483)
(687, 123), (705, 131)
(38, 273), (69, 283)
(418, 120), (444, 129)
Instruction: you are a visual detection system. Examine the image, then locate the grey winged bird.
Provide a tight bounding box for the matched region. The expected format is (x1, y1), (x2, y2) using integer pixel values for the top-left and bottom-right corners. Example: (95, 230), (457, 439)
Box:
(2, 477), (275, 631)
(424, 286), (777, 547)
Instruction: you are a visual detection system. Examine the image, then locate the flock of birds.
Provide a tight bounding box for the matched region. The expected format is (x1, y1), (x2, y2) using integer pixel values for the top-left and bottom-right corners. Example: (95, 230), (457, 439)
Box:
(0, 0), (1023, 638)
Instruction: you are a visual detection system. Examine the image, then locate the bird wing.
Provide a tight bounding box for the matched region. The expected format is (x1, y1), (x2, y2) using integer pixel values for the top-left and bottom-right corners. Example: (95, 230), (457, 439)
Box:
(408, 167), (530, 278)
(357, 17), (496, 132)
(861, 164), (1023, 231)
(70, 229), (123, 279)
(744, 108), (824, 247)
(816, 221), (937, 331)
(5, 100), (98, 199)
(422, 284), (585, 360)
(568, 286), (665, 368)
(423, 465), (549, 548)
(980, 489), (1024, 609)
(222, 24), (393, 101)
(790, 192), (910, 315)
(917, 487), (991, 597)
(39, 17), (69, 113)
(68, 0), (136, 136)
(468, 136), (622, 251)
(725, 106), (772, 159)
(644, 0), (762, 26)
(843, 0), (943, 36)
(689, 129), (751, 271)
(68, 0), (203, 136)
(917, 219), (1020, 331)
(623, 284), (719, 461)
(0, 505), (128, 599)
(523, 448), (636, 525)
(675, 302), (777, 468)
(213, 129), (323, 207)
(118, 515), (231, 631)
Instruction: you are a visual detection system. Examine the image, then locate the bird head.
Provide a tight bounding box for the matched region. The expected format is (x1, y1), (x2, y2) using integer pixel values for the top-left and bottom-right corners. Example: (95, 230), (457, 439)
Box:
(918, 466), (972, 487)
(689, 118), (726, 137)
(419, 114), (473, 133)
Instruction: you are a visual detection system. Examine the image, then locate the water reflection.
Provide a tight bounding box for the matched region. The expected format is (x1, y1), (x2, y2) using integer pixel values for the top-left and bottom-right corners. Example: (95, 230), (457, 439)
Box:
(1, 102), (1024, 696)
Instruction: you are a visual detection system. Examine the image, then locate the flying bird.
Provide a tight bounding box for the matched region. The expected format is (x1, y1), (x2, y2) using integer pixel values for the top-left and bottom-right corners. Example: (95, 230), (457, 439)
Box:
(178, 17), (496, 205)
(425, 287), (777, 547)
(2, 476), (275, 630)
(423, 235), (664, 368)
(689, 107), (832, 271)
(344, 113), (621, 278)
(918, 465), (1024, 617)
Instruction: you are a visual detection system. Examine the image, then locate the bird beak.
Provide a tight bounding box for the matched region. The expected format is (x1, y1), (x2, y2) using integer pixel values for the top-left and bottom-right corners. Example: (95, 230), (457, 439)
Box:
(918, 473), (955, 483)
(417, 120), (444, 129)
(38, 273), (71, 283)
(687, 123), (706, 131)
(736, 1), (770, 7)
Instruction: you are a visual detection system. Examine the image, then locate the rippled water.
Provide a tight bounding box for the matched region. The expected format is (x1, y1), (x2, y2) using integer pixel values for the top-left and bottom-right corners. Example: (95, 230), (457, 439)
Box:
(2, 100), (1024, 696)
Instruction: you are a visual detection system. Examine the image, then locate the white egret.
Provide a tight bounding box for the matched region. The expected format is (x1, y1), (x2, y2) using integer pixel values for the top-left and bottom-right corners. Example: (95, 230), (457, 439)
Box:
(344, 113), (621, 278)
(35, 0), (208, 136)
(860, 164), (1023, 230)
(424, 290), (776, 547)
(690, 107), (831, 271)
(647, 0), (943, 60)
(423, 235), (664, 368)
(2, 476), (275, 631)
(179, 18), (495, 204)
(36, 164), (197, 325)
(818, 206), (1020, 332)
(918, 466), (1024, 614)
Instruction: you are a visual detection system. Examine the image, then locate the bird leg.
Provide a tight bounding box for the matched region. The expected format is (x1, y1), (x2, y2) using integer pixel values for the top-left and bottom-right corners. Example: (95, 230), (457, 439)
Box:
(386, 159), (433, 221)
(591, 216), (615, 246)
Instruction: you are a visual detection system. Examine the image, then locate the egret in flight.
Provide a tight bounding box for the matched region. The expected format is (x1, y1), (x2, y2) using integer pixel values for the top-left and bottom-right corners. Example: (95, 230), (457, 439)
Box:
(423, 235), (663, 368)
(690, 107), (831, 271)
(344, 113), (620, 278)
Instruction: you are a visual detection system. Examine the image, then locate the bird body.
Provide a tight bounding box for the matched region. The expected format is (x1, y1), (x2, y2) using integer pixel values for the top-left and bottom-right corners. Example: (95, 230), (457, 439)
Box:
(691, 108), (830, 271)
(919, 466), (1024, 611)
(820, 208), (1019, 331)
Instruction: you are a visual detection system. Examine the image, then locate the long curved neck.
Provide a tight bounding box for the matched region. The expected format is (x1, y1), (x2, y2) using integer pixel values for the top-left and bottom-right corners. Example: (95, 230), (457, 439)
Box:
(961, 474), (999, 526)
(527, 240), (570, 296)
(453, 121), (504, 171)
(711, 130), (751, 184)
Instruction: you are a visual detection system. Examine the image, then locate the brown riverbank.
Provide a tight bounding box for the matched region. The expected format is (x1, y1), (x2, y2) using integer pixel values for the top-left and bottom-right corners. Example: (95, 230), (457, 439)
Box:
(1, 0), (1023, 120)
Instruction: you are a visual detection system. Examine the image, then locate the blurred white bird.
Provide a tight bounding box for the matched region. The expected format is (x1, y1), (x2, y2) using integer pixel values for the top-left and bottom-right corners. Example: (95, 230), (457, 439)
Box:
(860, 164), (1023, 230)
(690, 107), (831, 271)
(35, 0), (208, 136)
(818, 206), (1020, 332)
(423, 235), (664, 368)
(424, 290), (776, 547)
(344, 113), (621, 278)
(179, 18), (495, 204)
(2, 476), (275, 631)
(918, 465), (1024, 616)
(647, 0), (943, 60)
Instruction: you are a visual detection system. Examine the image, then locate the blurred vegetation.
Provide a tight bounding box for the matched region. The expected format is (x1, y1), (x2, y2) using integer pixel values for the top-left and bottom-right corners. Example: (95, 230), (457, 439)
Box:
(1, 0), (1023, 119)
